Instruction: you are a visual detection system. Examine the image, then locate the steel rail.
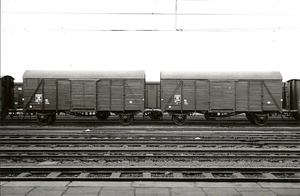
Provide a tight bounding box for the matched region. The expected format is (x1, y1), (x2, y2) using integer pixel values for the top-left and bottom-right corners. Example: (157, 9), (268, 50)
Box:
(1, 135), (299, 140)
(0, 139), (300, 146)
(0, 154), (298, 160)
(1, 148), (299, 153)
(0, 132), (300, 139)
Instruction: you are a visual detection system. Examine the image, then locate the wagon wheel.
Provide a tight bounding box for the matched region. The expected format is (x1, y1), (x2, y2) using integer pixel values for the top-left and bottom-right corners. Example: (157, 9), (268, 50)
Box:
(37, 113), (53, 125)
(96, 112), (110, 121)
(172, 114), (187, 125)
(204, 112), (216, 121)
(253, 114), (268, 125)
(119, 113), (134, 125)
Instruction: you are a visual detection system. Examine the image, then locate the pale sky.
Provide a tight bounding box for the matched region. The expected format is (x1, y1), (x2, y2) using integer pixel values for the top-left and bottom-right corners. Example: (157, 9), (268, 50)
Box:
(1, 0), (300, 82)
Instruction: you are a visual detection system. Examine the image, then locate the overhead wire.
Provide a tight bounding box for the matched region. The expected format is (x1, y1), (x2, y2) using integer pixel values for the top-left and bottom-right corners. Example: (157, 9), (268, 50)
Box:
(2, 3), (300, 32)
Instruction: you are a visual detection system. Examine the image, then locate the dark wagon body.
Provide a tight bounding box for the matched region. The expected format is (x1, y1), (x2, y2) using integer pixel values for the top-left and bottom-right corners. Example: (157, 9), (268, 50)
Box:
(160, 71), (283, 125)
(0, 75), (15, 120)
(144, 82), (162, 120)
(283, 79), (300, 120)
(23, 70), (145, 125)
(14, 82), (24, 110)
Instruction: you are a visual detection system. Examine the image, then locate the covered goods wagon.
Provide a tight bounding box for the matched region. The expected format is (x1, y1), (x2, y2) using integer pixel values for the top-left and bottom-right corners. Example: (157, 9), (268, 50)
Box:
(160, 71), (283, 125)
(23, 70), (145, 125)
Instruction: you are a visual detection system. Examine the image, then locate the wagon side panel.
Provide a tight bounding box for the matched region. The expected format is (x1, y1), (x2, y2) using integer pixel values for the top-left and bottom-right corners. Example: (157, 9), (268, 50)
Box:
(71, 80), (84, 110)
(111, 80), (124, 111)
(23, 78), (38, 103)
(23, 78), (57, 112)
(1, 77), (15, 108)
(296, 80), (300, 114)
(210, 81), (235, 111)
(0, 78), (2, 116)
(161, 79), (182, 112)
(236, 81), (248, 111)
(249, 81), (262, 111)
(23, 78), (41, 111)
(57, 80), (71, 111)
(145, 83), (160, 109)
(262, 80), (282, 112)
(70, 80), (97, 111)
(124, 79), (145, 111)
(182, 80), (195, 111)
(290, 80), (300, 114)
(14, 83), (24, 109)
(286, 81), (291, 110)
(43, 79), (57, 110)
(195, 80), (209, 111)
(0, 76), (15, 118)
(97, 79), (110, 111)
(83, 80), (96, 109)
(157, 84), (161, 109)
(282, 82), (287, 110)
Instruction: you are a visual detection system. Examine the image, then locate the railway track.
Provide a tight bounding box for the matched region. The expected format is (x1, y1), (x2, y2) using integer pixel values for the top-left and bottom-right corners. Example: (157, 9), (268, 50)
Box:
(1, 132), (300, 147)
(1, 139), (299, 148)
(1, 148), (299, 163)
(0, 126), (299, 182)
(1, 127), (299, 148)
(1, 166), (299, 182)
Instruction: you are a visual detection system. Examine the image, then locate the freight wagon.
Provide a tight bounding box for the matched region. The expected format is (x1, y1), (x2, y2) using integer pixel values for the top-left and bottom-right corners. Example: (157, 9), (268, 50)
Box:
(0, 75), (15, 120)
(1, 70), (299, 125)
(13, 82), (24, 110)
(22, 70), (145, 125)
(282, 79), (300, 121)
(160, 71), (283, 125)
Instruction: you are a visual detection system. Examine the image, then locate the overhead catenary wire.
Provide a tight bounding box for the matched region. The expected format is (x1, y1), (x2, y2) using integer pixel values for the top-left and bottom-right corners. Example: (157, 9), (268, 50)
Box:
(2, 1), (300, 32)
(3, 11), (299, 16)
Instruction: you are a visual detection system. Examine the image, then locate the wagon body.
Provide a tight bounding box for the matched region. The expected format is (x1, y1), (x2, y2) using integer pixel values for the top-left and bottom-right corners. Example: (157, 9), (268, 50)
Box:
(23, 70), (145, 124)
(0, 75), (15, 120)
(145, 82), (161, 109)
(284, 79), (300, 120)
(0, 77), (2, 119)
(161, 71), (283, 125)
(13, 82), (24, 109)
(144, 82), (162, 120)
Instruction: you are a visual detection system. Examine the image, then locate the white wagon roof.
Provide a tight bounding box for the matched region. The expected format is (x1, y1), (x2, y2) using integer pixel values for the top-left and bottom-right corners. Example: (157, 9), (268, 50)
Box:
(160, 71), (282, 80)
(23, 70), (145, 79)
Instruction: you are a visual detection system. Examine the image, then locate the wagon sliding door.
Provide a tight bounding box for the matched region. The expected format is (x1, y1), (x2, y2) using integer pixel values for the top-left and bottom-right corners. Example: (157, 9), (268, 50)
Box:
(97, 79), (144, 112)
(210, 81), (235, 110)
(71, 80), (96, 111)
